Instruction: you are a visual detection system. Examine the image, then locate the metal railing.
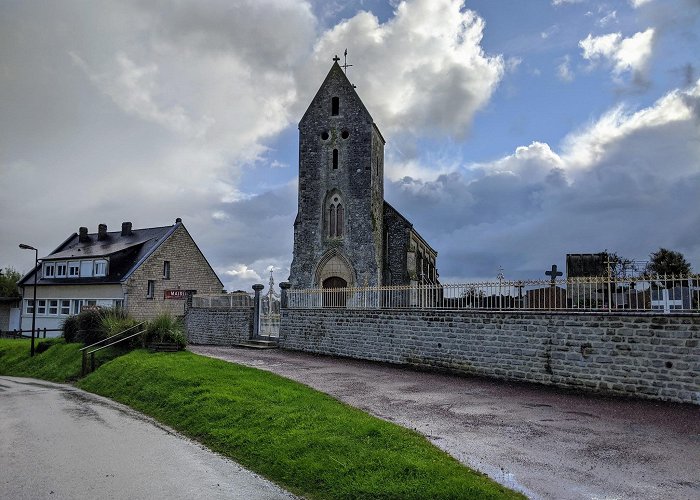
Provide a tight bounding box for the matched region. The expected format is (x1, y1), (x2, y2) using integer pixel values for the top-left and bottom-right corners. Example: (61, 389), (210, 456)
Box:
(286, 275), (700, 313)
(80, 322), (145, 375)
(192, 293), (254, 308)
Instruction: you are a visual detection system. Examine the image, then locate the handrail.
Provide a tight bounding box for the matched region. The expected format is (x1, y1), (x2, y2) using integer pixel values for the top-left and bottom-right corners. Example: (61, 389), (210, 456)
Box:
(82, 329), (146, 375)
(79, 322), (145, 352)
(80, 322), (145, 375)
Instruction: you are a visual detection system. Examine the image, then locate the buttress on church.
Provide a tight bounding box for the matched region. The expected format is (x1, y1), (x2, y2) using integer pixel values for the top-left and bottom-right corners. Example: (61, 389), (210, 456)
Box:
(289, 60), (439, 290)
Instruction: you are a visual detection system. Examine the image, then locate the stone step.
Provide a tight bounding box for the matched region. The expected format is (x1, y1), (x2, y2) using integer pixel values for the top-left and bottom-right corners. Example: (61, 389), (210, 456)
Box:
(235, 339), (279, 349)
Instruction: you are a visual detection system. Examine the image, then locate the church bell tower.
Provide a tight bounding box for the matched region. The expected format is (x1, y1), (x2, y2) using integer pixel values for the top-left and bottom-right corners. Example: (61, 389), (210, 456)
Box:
(289, 58), (385, 289)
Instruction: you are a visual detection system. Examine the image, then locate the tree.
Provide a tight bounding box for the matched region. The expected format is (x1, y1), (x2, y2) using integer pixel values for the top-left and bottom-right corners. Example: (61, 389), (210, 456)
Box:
(0, 267), (22, 298)
(604, 252), (638, 280)
(645, 248), (692, 276)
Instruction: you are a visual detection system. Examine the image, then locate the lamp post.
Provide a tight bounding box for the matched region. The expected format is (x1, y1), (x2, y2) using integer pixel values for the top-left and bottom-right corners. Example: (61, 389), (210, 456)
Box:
(19, 243), (38, 357)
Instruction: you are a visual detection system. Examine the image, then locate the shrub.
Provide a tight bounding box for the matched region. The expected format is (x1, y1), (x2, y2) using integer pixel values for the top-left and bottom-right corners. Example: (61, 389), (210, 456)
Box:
(62, 316), (80, 343)
(35, 338), (62, 354)
(145, 313), (187, 350)
(77, 309), (105, 345)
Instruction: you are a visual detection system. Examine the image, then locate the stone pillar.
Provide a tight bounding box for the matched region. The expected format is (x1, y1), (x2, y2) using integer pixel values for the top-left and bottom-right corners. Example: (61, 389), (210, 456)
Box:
(279, 282), (291, 309)
(252, 284), (264, 339)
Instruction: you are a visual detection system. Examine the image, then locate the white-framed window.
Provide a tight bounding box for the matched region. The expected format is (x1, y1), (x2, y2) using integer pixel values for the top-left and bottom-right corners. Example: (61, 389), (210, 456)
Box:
(48, 300), (58, 316)
(25, 299), (34, 314)
(114, 299), (124, 309)
(94, 260), (107, 277)
(43, 262), (55, 278)
(60, 300), (71, 315)
(56, 262), (67, 278)
(147, 280), (155, 299)
(68, 261), (80, 277)
(71, 299), (82, 315)
(80, 260), (93, 277)
(163, 261), (171, 279)
(36, 299), (46, 315)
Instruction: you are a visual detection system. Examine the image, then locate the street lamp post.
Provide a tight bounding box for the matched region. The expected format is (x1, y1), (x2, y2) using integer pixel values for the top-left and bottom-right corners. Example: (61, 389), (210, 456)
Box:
(19, 244), (38, 357)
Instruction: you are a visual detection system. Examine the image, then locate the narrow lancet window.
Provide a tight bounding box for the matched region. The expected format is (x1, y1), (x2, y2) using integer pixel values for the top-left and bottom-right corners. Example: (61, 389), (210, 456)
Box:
(326, 194), (345, 238)
(329, 205), (336, 237)
(332, 97), (339, 115)
(336, 204), (344, 236)
(333, 149), (338, 169)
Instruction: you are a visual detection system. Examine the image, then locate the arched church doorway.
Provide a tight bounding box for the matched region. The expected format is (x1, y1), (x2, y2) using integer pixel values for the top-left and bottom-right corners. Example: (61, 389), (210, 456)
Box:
(322, 276), (347, 307)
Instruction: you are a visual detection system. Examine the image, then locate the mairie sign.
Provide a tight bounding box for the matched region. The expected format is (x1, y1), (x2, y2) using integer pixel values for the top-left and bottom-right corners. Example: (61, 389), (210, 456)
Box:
(164, 289), (193, 300)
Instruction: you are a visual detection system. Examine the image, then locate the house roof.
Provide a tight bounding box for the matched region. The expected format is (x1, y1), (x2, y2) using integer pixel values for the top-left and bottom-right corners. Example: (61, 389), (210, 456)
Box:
(19, 223), (178, 287)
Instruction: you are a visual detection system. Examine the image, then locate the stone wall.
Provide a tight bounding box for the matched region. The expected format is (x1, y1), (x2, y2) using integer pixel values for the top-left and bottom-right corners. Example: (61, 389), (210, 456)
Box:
(279, 309), (700, 404)
(184, 307), (253, 345)
(125, 224), (223, 320)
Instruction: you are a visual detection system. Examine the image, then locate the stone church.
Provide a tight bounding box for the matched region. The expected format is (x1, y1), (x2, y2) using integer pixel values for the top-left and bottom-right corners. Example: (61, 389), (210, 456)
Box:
(289, 59), (439, 290)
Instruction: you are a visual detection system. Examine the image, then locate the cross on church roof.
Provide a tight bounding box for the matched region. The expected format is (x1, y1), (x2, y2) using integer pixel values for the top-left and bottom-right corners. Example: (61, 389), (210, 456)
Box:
(333, 55), (340, 63)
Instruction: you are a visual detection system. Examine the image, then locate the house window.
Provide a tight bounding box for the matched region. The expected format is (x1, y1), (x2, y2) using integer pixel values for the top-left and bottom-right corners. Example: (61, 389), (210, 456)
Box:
(43, 262), (55, 278)
(114, 299), (124, 310)
(36, 300), (46, 315)
(68, 262), (80, 277)
(94, 260), (107, 277)
(25, 300), (34, 314)
(332, 96), (339, 115)
(71, 299), (82, 315)
(48, 300), (58, 316)
(56, 262), (67, 278)
(147, 280), (155, 299)
(163, 261), (171, 279)
(333, 149), (338, 169)
(326, 194), (344, 238)
(60, 300), (71, 315)
(80, 260), (93, 277)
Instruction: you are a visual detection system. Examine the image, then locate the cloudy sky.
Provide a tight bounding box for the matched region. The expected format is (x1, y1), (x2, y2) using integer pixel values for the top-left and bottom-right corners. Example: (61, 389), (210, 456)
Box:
(1, 0), (699, 291)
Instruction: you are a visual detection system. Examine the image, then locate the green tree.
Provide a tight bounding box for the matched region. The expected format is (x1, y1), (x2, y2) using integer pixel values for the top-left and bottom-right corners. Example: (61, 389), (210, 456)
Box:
(0, 267), (22, 298)
(645, 248), (692, 276)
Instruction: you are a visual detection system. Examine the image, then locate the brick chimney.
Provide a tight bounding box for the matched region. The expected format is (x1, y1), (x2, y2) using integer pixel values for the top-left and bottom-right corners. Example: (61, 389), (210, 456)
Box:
(79, 227), (89, 243)
(98, 224), (108, 241)
(121, 221), (133, 236)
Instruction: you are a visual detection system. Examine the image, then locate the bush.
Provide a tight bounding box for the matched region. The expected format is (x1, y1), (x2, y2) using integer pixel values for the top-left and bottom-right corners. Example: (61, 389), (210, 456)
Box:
(35, 338), (63, 354)
(145, 313), (187, 350)
(62, 316), (80, 343)
(77, 309), (105, 345)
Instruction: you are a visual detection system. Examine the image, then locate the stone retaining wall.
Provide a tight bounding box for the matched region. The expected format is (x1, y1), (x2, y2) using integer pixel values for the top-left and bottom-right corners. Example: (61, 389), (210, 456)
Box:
(184, 307), (253, 345)
(279, 309), (700, 404)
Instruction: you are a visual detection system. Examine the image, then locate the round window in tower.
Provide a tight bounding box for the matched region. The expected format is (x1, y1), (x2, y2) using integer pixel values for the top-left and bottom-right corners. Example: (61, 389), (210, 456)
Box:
(321, 131), (329, 140)
(341, 130), (349, 139)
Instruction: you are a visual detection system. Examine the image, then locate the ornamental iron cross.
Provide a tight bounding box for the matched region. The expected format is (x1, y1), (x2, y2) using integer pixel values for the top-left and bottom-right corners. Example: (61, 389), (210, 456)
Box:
(545, 264), (563, 286)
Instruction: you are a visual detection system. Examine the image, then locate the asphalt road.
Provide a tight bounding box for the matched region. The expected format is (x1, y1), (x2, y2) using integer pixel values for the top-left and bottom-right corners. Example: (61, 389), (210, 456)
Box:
(191, 345), (700, 500)
(0, 376), (296, 500)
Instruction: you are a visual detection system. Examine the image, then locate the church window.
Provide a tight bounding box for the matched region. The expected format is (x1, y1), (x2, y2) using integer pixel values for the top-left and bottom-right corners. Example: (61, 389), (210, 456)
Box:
(321, 131), (329, 140)
(326, 194), (344, 238)
(332, 97), (339, 115)
(333, 149), (338, 169)
(341, 130), (349, 139)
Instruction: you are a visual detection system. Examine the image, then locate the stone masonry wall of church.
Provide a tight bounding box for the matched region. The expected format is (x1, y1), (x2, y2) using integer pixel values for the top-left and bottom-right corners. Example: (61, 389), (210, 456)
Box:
(383, 205), (412, 286)
(290, 65), (383, 288)
(279, 309), (700, 404)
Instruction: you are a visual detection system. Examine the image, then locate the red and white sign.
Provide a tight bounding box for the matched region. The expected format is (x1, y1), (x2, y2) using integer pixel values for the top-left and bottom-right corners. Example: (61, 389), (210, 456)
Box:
(164, 289), (193, 300)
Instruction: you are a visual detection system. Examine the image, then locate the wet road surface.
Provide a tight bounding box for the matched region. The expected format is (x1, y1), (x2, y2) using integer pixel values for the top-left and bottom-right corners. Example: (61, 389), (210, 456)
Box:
(0, 376), (296, 500)
(191, 345), (700, 500)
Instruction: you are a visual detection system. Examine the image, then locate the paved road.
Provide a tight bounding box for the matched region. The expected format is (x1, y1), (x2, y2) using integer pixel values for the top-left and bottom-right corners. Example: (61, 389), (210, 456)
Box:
(191, 345), (700, 500)
(0, 376), (296, 500)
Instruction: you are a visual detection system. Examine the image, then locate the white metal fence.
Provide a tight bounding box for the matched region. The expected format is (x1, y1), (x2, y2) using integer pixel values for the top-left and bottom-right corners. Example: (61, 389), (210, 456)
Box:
(286, 275), (700, 313)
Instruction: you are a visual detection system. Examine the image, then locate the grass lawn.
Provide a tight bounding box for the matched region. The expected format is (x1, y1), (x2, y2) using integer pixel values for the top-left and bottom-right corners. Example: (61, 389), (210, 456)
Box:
(1, 340), (524, 499)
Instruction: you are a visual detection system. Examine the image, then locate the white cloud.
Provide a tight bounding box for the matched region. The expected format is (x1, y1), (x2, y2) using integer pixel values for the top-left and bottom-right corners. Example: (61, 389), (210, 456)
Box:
(552, 0), (585, 5)
(224, 265), (262, 282)
(557, 55), (574, 82)
(579, 28), (655, 80)
(630, 0), (653, 7)
(297, 0), (504, 139)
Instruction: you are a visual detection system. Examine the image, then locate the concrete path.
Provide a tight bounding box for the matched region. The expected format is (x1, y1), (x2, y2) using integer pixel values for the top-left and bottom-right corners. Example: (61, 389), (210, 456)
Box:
(0, 376), (296, 500)
(191, 345), (700, 500)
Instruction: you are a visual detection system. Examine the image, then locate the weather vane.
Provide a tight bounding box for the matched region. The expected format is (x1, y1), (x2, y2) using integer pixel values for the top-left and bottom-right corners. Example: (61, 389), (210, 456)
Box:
(342, 49), (353, 74)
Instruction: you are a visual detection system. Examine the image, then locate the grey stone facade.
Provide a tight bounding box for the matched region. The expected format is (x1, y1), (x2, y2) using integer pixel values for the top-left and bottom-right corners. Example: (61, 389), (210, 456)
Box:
(289, 62), (437, 289)
(279, 309), (700, 404)
(184, 307), (253, 345)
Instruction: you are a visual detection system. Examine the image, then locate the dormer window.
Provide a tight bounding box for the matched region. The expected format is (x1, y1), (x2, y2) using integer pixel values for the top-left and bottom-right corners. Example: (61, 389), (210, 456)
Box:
(332, 96), (339, 116)
(56, 262), (67, 278)
(94, 260), (107, 277)
(43, 262), (55, 278)
(68, 261), (80, 277)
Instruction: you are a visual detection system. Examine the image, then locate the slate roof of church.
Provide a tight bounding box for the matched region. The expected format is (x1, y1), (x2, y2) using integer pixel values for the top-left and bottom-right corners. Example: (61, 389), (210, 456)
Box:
(383, 201), (437, 256)
(19, 224), (178, 286)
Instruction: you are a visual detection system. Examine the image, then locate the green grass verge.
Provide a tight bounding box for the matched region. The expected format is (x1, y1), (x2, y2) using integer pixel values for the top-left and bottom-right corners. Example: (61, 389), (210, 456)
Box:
(0, 341), (523, 499)
(0, 338), (125, 382)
